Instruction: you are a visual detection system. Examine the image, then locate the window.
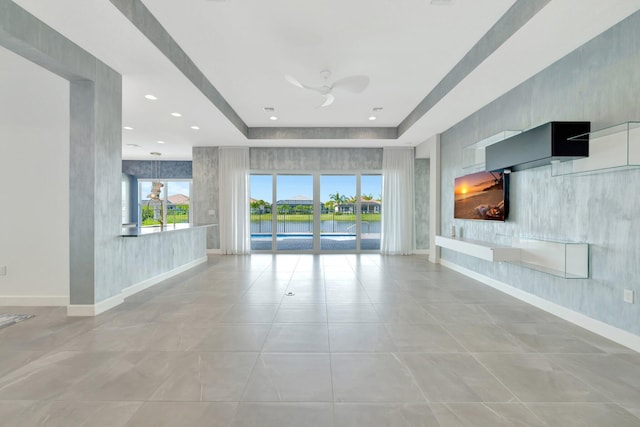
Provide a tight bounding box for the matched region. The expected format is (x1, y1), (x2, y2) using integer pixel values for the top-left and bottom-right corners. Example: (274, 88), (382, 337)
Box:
(138, 180), (191, 227)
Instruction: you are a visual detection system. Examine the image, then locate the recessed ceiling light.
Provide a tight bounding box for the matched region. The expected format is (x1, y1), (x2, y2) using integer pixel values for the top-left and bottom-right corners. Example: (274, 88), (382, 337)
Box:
(269, 116), (278, 121)
(372, 107), (384, 112)
(368, 116), (377, 121)
(171, 112), (182, 117)
(190, 125), (200, 130)
(264, 107), (275, 112)
(150, 151), (162, 156)
(123, 126), (134, 130)
(157, 140), (165, 144)
(126, 143), (141, 148)
(144, 94), (158, 100)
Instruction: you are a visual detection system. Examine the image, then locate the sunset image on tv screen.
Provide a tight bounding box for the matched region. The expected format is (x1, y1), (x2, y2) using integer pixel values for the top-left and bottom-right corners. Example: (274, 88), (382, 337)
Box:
(454, 171), (506, 221)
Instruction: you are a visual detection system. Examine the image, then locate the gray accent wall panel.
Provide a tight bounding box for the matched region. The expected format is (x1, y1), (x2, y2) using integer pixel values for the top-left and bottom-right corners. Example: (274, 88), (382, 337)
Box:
(250, 148), (383, 171)
(415, 159), (430, 250)
(120, 228), (207, 288)
(122, 160), (192, 179)
(193, 147), (220, 249)
(440, 11), (640, 335)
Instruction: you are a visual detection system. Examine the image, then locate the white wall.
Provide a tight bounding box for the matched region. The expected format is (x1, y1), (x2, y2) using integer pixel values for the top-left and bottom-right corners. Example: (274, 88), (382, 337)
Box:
(0, 46), (70, 305)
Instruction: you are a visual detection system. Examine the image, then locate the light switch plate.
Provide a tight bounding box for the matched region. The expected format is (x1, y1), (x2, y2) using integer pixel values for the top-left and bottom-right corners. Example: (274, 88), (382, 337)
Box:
(624, 289), (634, 304)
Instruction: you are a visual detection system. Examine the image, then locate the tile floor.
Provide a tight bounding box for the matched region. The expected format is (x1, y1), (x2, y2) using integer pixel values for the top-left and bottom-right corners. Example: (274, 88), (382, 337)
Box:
(1, 254), (639, 426)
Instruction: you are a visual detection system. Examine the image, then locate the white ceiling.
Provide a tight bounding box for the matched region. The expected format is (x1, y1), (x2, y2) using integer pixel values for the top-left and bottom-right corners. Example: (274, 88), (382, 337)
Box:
(7, 0), (640, 160)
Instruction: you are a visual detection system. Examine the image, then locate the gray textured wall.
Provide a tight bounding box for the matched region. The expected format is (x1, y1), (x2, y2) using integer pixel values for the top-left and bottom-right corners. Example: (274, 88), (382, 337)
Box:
(250, 148), (383, 171)
(440, 11), (640, 335)
(122, 160), (192, 179)
(193, 147), (220, 249)
(120, 228), (206, 289)
(415, 159), (430, 250)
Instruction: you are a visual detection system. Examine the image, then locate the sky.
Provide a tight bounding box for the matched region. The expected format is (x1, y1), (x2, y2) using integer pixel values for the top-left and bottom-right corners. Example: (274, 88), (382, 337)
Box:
(250, 174), (382, 203)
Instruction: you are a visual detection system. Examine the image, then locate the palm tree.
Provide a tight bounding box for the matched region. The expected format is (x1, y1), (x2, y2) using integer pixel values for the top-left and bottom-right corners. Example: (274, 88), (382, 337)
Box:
(362, 193), (374, 201)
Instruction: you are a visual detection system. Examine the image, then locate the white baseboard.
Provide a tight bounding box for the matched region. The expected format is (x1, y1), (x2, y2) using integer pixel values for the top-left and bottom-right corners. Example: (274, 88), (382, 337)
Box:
(0, 296), (69, 306)
(440, 259), (640, 353)
(413, 249), (431, 256)
(207, 249), (222, 254)
(67, 256), (208, 317)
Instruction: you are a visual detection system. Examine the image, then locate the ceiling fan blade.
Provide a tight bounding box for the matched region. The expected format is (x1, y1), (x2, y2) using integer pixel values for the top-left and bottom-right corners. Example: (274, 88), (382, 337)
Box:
(331, 75), (370, 93)
(285, 74), (326, 94)
(285, 74), (305, 89)
(319, 94), (335, 108)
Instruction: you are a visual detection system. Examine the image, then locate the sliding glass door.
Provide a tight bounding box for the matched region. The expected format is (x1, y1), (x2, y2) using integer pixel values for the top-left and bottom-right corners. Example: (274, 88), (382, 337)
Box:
(320, 175), (356, 251)
(250, 175), (273, 251)
(360, 175), (382, 250)
(276, 175), (313, 251)
(250, 172), (381, 253)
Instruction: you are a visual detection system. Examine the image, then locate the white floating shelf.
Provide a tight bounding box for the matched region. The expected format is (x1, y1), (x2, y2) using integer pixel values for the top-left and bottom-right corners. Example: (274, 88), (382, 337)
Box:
(462, 130), (521, 171)
(552, 121), (640, 176)
(436, 235), (589, 279)
(435, 236), (520, 262)
(511, 237), (589, 279)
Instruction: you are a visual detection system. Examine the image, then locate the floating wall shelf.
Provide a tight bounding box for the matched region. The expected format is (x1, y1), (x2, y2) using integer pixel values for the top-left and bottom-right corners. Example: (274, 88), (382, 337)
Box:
(462, 130), (521, 171)
(436, 235), (589, 279)
(551, 121), (640, 176)
(435, 236), (520, 262)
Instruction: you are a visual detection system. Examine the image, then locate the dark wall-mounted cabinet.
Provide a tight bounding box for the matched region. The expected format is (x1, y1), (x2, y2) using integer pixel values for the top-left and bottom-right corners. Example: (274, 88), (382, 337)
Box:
(486, 122), (590, 172)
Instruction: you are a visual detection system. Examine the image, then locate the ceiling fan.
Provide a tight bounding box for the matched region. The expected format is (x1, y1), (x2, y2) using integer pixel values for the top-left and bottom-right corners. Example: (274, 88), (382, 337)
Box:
(284, 70), (370, 107)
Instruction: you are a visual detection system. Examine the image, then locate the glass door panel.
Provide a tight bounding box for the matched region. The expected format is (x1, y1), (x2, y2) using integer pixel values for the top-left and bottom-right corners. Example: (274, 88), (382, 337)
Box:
(320, 175), (356, 251)
(361, 175), (382, 250)
(250, 175), (273, 251)
(276, 175), (313, 251)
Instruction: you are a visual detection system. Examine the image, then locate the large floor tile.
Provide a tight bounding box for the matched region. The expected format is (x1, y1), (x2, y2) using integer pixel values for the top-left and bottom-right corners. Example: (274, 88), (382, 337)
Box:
(329, 324), (396, 352)
(242, 353), (332, 402)
(273, 304), (327, 323)
(499, 323), (605, 354)
(0, 351), (46, 378)
(430, 403), (546, 427)
(476, 353), (609, 403)
(547, 354), (640, 406)
(334, 403), (440, 427)
(232, 403), (334, 427)
(221, 304), (280, 323)
(0, 400), (141, 427)
(401, 353), (515, 403)
(480, 304), (563, 325)
(181, 324), (271, 351)
(373, 304), (438, 324)
(262, 324), (329, 352)
(527, 403), (640, 426)
(331, 353), (425, 402)
(125, 402), (237, 427)
(327, 304), (381, 323)
(442, 324), (526, 353)
(384, 323), (465, 352)
(421, 303), (495, 324)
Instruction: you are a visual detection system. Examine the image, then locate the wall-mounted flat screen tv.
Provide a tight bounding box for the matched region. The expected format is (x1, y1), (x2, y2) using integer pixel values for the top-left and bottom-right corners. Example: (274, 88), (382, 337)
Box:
(454, 170), (508, 221)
